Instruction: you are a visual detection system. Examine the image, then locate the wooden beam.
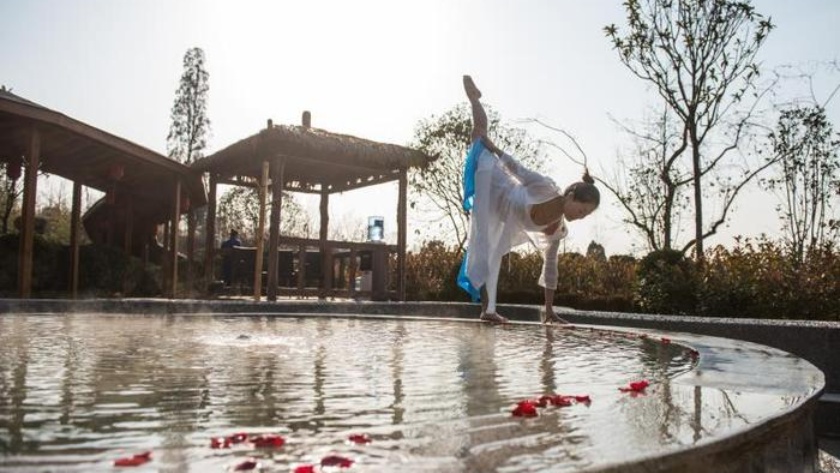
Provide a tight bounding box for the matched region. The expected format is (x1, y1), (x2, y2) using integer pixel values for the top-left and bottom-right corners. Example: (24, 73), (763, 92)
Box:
(216, 176), (260, 189)
(168, 179), (181, 298)
(397, 169), (407, 301)
(267, 161), (285, 301)
(69, 180), (82, 299)
(204, 173), (217, 286)
(253, 161), (269, 301)
(276, 235), (398, 252)
(17, 126), (39, 298)
(330, 172), (400, 193)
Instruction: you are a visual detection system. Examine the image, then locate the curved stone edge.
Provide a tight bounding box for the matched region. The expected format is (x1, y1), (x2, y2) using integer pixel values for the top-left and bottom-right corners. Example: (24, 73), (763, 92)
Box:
(591, 396), (819, 473)
(580, 323), (824, 472)
(0, 298), (828, 472)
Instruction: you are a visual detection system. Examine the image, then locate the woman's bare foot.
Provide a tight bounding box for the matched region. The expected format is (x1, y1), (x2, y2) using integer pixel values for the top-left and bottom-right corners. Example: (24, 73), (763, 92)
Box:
(463, 75), (482, 101)
(480, 312), (509, 324)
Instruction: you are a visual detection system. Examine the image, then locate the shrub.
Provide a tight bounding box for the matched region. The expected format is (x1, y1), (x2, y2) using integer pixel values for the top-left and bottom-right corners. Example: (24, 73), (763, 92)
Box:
(699, 238), (840, 321)
(0, 234), (159, 297)
(635, 249), (698, 314)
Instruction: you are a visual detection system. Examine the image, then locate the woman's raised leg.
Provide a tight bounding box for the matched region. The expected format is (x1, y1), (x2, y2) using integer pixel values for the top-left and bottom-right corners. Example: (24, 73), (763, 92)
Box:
(463, 75), (488, 142)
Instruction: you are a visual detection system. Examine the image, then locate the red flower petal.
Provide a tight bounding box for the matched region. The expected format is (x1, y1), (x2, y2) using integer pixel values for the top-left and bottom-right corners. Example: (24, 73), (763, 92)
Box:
(535, 395), (552, 408)
(229, 432), (249, 444)
(294, 465), (316, 473)
(210, 437), (226, 449)
(321, 455), (354, 468)
(573, 395), (591, 404)
(114, 451), (152, 467)
(234, 458), (258, 471)
(619, 380), (650, 393)
(552, 395), (573, 407)
(250, 434), (285, 448)
(348, 433), (372, 444)
(512, 400), (539, 417)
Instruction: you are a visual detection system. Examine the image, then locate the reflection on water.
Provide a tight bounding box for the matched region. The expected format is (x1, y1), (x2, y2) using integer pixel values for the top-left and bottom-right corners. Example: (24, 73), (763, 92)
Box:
(0, 315), (787, 472)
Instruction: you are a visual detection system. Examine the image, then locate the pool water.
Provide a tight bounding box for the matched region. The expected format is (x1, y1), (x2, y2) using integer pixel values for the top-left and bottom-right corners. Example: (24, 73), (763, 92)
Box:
(0, 314), (760, 472)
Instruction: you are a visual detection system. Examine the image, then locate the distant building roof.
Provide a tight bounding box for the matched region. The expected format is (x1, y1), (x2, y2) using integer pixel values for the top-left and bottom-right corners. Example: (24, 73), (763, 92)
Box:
(0, 88), (205, 223)
(192, 118), (435, 193)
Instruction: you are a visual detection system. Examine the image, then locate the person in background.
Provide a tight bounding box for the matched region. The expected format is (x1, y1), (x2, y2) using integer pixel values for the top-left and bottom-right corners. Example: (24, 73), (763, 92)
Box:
(221, 229), (242, 286)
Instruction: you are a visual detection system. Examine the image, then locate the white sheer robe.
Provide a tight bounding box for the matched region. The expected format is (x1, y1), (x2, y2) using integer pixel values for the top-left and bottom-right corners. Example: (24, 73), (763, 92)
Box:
(465, 145), (567, 313)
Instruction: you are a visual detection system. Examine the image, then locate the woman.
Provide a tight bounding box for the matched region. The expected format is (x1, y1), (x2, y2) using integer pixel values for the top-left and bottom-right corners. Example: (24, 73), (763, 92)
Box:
(458, 75), (600, 324)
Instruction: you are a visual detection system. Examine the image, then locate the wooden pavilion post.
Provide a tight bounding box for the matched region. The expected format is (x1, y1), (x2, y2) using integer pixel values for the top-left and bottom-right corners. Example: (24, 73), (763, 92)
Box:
(348, 248), (357, 298)
(69, 180), (82, 298)
(254, 161), (269, 300)
(168, 179), (181, 298)
(204, 173), (217, 285)
(124, 199), (134, 255)
(319, 187), (330, 299)
(397, 168), (408, 301)
(186, 206), (196, 297)
(17, 126), (40, 298)
(161, 221), (170, 291)
(122, 198), (134, 295)
(267, 160), (285, 302)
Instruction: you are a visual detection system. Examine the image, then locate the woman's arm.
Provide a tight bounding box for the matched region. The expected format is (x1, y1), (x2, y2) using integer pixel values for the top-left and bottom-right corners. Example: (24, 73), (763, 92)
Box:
(543, 287), (569, 324)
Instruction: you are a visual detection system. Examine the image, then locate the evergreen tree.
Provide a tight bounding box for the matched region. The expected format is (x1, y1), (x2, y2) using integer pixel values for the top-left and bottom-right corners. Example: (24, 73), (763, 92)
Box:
(167, 47), (210, 164)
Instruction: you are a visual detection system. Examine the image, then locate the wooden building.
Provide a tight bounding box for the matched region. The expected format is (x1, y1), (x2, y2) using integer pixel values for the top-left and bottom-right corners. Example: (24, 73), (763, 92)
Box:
(0, 89), (205, 298)
(192, 112), (434, 301)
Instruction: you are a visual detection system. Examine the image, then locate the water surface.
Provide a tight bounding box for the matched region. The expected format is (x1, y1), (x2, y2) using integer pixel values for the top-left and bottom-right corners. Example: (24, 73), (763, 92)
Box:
(0, 314), (782, 472)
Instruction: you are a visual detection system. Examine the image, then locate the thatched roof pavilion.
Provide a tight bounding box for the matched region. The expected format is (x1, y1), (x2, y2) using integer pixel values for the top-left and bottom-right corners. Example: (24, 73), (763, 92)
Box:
(192, 112), (435, 301)
(0, 89), (206, 298)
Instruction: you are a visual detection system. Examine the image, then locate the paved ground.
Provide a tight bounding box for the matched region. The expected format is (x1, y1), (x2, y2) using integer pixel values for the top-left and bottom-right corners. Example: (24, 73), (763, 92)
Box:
(821, 438), (840, 473)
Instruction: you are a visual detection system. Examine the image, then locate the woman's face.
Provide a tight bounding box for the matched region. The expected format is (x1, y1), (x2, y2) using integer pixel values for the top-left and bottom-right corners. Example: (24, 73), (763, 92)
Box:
(564, 200), (597, 221)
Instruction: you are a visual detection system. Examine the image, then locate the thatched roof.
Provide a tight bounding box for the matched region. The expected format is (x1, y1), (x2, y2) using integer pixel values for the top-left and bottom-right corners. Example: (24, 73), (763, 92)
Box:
(191, 120), (435, 193)
(0, 89), (206, 222)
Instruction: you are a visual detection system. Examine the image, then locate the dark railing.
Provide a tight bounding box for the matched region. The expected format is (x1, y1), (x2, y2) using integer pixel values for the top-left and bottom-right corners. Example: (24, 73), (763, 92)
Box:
(223, 237), (396, 300)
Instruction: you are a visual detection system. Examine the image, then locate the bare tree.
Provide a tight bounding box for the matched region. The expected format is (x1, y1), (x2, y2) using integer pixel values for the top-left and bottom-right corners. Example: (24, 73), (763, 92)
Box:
(600, 107), (692, 251)
(217, 187), (312, 244)
(410, 103), (544, 253)
(606, 0), (775, 260)
(0, 164), (22, 234)
(1, 86), (22, 234)
(764, 105), (840, 261)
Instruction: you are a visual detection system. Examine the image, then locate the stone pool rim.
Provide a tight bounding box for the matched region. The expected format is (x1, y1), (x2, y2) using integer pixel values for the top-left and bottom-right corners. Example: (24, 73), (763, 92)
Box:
(0, 298), (827, 472)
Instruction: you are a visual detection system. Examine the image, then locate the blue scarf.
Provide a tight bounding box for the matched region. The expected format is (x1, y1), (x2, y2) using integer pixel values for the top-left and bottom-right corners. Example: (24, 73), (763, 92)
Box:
(457, 139), (485, 302)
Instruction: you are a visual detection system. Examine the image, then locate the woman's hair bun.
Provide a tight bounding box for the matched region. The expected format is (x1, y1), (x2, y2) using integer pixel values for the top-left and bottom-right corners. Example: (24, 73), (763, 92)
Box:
(582, 169), (595, 185)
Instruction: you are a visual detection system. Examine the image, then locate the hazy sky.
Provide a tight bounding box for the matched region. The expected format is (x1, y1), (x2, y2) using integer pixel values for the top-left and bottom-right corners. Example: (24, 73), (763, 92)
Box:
(2, 0), (838, 254)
